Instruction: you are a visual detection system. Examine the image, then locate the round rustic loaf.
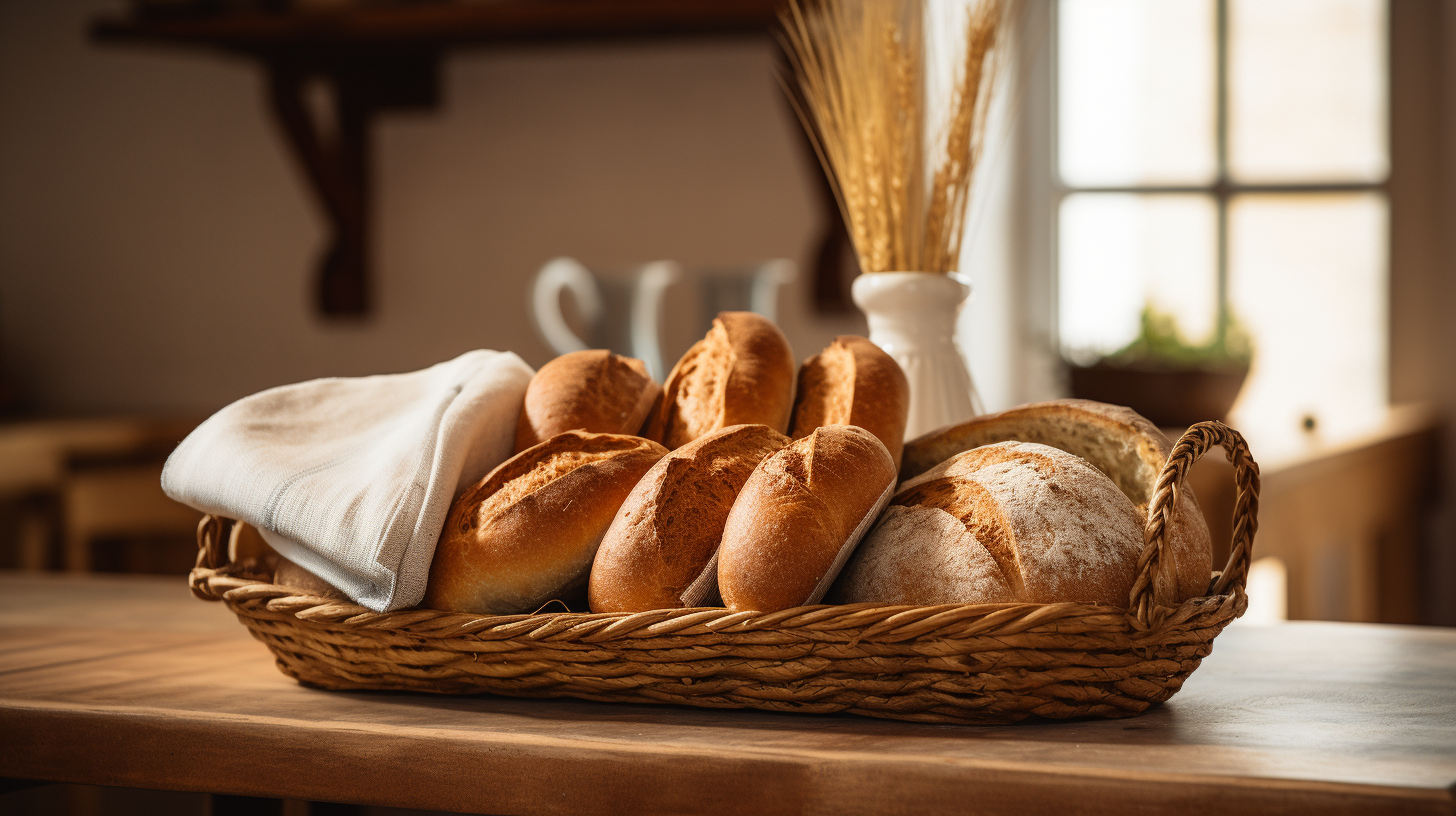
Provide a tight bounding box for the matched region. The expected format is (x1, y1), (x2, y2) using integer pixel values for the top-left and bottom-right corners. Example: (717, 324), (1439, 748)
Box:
(588, 424), (790, 613)
(717, 424), (896, 612)
(644, 312), (797, 450)
(789, 335), (910, 468)
(901, 399), (1213, 604)
(831, 441), (1145, 607)
(425, 430), (667, 615)
(514, 350), (660, 453)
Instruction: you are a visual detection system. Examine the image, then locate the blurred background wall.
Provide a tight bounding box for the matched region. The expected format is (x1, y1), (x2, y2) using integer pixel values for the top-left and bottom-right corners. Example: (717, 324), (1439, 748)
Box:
(0, 0), (885, 417)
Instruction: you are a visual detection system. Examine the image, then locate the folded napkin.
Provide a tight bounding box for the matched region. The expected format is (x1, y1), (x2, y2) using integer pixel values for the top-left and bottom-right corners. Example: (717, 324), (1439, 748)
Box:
(162, 350), (535, 612)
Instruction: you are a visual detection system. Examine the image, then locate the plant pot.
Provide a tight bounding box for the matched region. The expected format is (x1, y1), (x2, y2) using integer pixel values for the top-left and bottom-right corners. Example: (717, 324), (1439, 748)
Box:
(1067, 360), (1250, 428)
(852, 272), (983, 439)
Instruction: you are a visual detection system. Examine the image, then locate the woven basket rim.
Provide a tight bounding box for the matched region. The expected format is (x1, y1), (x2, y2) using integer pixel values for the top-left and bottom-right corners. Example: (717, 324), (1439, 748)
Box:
(191, 563), (1243, 642)
(191, 422), (1260, 645)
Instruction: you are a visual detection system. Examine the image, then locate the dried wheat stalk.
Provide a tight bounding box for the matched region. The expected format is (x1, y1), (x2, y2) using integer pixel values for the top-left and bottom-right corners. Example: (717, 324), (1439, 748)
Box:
(781, 0), (1008, 274)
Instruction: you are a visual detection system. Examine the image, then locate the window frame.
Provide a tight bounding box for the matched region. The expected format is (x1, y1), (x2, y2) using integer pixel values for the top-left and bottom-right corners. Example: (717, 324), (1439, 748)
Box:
(1049, 0), (1391, 350)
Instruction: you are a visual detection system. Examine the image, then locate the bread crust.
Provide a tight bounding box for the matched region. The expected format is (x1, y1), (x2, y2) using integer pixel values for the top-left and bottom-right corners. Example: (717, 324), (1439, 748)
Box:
(645, 312), (796, 450)
(718, 425), (896, 612)
(789, 335), (910, 469)
(832, 441), (1145, 607)
(273, 557), (346, 600)
(425, 431), (666, 615)
(588, 424), (789, 613)
(902, 399), (1213, 604)
(514, 350), (660, 453)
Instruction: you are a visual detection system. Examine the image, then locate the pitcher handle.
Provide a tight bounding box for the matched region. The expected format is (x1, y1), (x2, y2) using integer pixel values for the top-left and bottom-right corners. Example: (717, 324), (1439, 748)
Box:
(631, 260), (681, 381)
(531, 257), (603, 356)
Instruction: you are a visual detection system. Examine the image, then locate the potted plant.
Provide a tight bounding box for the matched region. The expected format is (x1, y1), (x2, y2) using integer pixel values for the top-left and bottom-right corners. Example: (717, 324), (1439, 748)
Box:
(1068, 306), (1252, 428)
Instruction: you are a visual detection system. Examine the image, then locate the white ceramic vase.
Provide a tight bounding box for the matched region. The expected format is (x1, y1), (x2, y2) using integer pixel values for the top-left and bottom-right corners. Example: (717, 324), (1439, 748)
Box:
(852, 271), (984, 440)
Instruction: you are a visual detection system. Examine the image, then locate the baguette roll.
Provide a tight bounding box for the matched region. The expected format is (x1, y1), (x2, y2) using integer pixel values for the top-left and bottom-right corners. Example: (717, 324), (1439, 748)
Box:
(902, 399), (1213, 604)
(831, 441), (1145, 607)
(514, 350), (660, 453)
(789, 335), (910, 468)
(589, 424), (790, 613)
(718, 424), (896, 612)
(645, 312), (796, 450)
(425, 431), (667, 615)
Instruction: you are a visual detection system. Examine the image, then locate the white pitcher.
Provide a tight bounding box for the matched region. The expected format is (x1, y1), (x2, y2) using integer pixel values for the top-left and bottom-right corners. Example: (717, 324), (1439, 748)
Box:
(531, 258), (794, 381)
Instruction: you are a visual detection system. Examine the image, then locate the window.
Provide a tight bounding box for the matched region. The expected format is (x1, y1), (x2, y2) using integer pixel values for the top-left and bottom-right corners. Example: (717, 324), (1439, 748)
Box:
(1054, 0), (1389, 450)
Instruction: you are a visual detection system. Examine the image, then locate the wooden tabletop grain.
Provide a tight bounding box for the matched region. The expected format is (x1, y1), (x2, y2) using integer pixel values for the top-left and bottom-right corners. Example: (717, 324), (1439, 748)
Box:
(1, 573), (1453, 816)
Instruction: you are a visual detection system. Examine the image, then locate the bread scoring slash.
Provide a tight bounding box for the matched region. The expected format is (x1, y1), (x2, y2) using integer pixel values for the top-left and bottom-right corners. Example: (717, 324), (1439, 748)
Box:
(645, 312), (797, 450)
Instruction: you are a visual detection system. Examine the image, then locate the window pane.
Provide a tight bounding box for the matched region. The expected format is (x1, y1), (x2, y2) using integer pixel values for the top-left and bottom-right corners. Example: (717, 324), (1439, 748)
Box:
(1059, 193), (1218, 358)
(1228, 194), (1387, 449)
(1059, 0), (1217, 187)
(1228, 0), (1388, 183)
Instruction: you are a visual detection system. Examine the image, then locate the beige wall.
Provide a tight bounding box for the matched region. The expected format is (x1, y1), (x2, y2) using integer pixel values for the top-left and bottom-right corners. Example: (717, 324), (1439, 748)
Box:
(0, 1), (875, 416)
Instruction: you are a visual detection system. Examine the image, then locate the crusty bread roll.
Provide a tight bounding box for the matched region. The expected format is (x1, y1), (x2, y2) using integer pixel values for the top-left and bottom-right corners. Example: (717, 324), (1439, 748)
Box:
(789, 335), (910, 469)
(589, 424), (790, 613)
(718, 424), (896, 612)
(425, 431), (667, 615)
(644, 312), (796, 450)
(514, 350), (660, 453)
(831, 441), (1144, 607)
(902, 399), (1212, 604)
(272, 556), (346, 600)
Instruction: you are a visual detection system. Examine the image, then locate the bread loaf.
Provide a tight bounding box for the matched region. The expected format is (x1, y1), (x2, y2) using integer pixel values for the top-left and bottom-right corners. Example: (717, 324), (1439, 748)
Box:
(717, 425), (896, 612)
(644, 312), (796, 450)
(902, 399), (1212, 604)
(831, 441), (1144, 607)
(514, 350), (660, 453)
(425, 431), (667, 615)
(589, 424), (790, 612)
(273, 556), (346, 600)
(789, 335), (910, 468)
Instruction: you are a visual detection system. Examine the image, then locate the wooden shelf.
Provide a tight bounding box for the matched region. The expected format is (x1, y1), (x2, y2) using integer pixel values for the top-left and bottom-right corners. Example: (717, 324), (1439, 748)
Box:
(92, 1), (782, 53)
(90, 1), (801, 319)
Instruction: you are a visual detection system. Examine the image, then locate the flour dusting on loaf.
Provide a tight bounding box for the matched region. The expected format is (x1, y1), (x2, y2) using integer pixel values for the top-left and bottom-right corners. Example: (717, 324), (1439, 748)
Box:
(901, 399), (1212, 603)
(832, 441), (1144, 607)
(831, 505), (1014, 605)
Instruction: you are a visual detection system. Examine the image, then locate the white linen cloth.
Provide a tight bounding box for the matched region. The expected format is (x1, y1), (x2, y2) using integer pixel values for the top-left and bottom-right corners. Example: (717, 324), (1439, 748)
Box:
(162, 350), (534, 612)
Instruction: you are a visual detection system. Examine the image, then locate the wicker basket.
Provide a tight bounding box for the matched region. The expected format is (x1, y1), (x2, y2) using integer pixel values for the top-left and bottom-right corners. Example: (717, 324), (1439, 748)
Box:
(189, 421), (1259, 725)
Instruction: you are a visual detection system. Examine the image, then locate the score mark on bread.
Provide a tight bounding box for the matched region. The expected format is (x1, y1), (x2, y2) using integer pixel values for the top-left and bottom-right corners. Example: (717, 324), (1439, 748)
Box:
(645, 312), (796, 450)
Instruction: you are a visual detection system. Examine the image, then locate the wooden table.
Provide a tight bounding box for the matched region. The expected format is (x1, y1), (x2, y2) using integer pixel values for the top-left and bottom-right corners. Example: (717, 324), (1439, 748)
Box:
(2, 574), (1454, 816)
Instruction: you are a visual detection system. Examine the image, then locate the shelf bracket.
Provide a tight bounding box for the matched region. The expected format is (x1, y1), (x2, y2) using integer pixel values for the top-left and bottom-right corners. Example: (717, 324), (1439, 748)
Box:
(263, 50), (438, 318)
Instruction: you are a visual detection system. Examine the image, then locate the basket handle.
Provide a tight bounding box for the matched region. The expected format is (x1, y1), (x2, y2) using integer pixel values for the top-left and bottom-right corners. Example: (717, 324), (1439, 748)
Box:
(195, 514), (230, 571)
(1129, 421), (1261, 630)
